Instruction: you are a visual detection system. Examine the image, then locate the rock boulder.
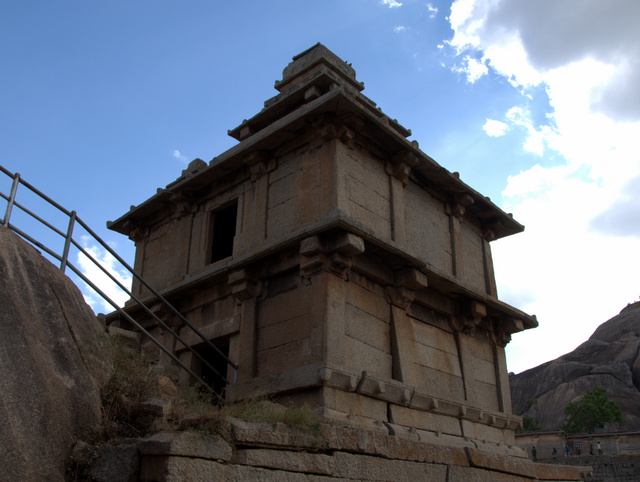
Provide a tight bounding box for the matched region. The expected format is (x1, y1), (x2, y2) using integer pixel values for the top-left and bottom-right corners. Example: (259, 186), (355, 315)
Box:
(510, 302), (640, 431)
(0, 227), (112, 481)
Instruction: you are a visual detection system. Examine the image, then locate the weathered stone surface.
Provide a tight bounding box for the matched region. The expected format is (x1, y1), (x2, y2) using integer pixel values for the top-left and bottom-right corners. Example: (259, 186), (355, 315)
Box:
(234, 448), (335, 475)
(333, 451), (447, 481)
(465, 446), (536, 478)
(510, 302), (640, 431)
(139, 431), (233, 461)
(106, 43), (538, 463)
(140, 456), (338, 482)
(448, 465), (533, 482)
(389, 403), (463, 436)
(385, 431), (470, 465)
(81, 441), (141, 482)
(94, 419), (584, 481)
(0, 227), (112, 482)
(533, 462), (587, 481)
(227, 419), (320, 450)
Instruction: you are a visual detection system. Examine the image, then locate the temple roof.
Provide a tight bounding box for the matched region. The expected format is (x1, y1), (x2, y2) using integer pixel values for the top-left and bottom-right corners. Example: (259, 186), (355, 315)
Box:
(109, 44), (523, 240)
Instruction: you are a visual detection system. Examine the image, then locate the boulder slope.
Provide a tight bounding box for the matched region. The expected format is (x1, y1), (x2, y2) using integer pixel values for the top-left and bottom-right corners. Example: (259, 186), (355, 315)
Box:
(509, 302), (640, 432)
(0, 227), (112, 481)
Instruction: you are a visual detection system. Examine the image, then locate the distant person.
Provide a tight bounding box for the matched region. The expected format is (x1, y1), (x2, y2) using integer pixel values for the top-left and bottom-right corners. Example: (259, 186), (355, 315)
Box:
(532, 446), (537, 462)
(597, 442), (602, 455)
(565, 444), (571, 457)
(553, 448), (557, 459)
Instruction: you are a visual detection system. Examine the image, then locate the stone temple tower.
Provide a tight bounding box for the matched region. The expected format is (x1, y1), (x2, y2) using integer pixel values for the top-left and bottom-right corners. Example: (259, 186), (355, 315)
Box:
(108, 43), (537, 447)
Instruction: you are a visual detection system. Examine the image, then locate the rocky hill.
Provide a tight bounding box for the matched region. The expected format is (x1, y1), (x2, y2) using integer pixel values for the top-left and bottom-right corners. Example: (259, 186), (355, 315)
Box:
(509, 302), (640, 432)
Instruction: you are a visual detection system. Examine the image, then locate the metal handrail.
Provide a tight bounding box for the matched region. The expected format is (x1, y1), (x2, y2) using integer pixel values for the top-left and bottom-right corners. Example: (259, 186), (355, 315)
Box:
(0, 164), (237, 402)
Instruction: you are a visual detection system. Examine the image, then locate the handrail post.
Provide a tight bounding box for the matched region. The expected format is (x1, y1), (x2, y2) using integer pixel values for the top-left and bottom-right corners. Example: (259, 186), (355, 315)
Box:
(60, 211), (76, 273)
(2, 172), (20, 226)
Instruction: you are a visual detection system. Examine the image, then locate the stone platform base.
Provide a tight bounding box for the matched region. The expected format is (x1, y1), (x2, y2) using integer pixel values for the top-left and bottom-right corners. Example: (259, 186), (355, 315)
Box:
(90, 419), (591, 481)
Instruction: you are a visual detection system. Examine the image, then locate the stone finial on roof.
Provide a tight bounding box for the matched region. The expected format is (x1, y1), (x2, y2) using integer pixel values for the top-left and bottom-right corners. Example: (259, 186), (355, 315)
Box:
(275, 43), (364, 94)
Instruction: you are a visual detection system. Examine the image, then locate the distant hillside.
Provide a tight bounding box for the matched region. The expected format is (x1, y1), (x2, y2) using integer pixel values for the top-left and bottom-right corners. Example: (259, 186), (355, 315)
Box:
(509, 302), (640, 432)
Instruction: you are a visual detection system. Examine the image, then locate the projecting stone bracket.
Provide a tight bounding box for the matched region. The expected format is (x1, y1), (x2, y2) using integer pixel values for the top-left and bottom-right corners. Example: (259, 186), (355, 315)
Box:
(299, 232), (365, 279)
(385, 267), (428, 309)
(228, 268), (262, 302)
(314, 115), (358, 150)
(386, 150), (419, 186)
(120, 219), (148, 242)
(490, 316), (526, 347)
(447, 193), (475, 219)
(170, 191), (198, 219)
(451, 299), (488, 333)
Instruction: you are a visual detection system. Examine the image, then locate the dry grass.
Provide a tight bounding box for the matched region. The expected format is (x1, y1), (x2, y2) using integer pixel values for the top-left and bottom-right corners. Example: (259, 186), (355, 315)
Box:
(99, 339), (321, 439)
(99, 340), (160, 440)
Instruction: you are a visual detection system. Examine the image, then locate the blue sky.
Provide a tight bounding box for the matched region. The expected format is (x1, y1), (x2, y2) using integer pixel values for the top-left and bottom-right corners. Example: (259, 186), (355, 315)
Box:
(2, 0), (639, 374)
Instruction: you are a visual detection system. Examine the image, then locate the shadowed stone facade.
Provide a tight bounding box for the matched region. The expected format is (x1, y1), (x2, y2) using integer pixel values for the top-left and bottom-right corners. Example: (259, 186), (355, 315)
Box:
(108, 44), (537, 448)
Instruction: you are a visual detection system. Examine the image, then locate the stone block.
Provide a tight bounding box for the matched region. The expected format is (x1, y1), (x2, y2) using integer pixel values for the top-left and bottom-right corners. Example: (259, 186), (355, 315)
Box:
(472, 357), (497, 385)
(448, 465), (533, 482)
(83, 441), (140, 482)
(234, 448), (335, 476)
(465, 446), (536, 478)
(346, 274), (389, 311)
(326, 386), (388, 421)
(533, 463), (586, 481)
(257, 314), (312, 352)
(259, 288), (312, 328)
(413, 338), (462, 377)
(139, 398), (172, 426)
(413, 364), (465, 402)
(389, 404), (462, 436)
(333, 451), (447, 481)
(345, 335), (392, 379)
(139, 431), (232, 461)
(257, 337), (315, 376)
(344, 302), (389, 352)
(228, 419), (319, 450)
(140, 456), (251, 482)
(107, 325), (141, 345)
(470, 380), (500, 412)
(321, 423), (390, 457)
(385, 435), (470, 466)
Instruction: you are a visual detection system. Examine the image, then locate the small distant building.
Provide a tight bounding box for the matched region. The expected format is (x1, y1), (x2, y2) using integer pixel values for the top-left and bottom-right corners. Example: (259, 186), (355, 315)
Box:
(516, 430), (640, 460)
(108, 44), (537, 447)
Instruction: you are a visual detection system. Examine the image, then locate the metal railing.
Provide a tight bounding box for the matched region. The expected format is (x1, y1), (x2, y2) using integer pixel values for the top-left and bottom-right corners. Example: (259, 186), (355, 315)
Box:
(0, 164), (237, 403)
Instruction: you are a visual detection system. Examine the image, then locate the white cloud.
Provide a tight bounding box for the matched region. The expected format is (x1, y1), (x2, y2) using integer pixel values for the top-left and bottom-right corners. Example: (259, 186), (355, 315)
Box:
(448, 0), (640, 373)
(382, 0), (402, 7)
(394, 26), (407, 33)
(503, 106), (556, 156)
(427, 3), (438, 18)
(453, 55), (488, 83)
(76, 236), (132, 313)
(483, 119), (508, 137)
(173, 149), (188, 164)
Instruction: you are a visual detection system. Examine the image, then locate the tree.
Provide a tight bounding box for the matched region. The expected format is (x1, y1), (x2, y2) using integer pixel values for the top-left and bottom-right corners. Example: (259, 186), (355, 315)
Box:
(561, 386), (626, 434)
(522, 416), (542, 431)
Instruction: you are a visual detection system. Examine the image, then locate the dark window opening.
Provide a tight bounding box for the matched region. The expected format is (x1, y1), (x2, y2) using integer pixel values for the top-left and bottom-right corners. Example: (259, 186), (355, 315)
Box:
(192, 340), (230, 398)
(210, 202), (237, 263)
